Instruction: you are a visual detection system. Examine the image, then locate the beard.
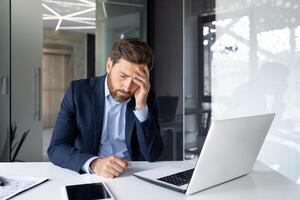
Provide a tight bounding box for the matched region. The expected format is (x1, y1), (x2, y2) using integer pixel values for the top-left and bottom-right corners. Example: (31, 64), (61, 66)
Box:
(107, 73), (133, 102)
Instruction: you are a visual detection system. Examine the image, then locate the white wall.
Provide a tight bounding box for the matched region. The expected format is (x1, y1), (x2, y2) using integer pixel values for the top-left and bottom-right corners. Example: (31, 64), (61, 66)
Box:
(213, 0), (300, 183)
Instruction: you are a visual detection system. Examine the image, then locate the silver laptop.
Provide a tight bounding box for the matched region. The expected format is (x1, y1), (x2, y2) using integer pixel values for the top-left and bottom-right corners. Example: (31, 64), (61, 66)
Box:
(134, 113), (275, 195)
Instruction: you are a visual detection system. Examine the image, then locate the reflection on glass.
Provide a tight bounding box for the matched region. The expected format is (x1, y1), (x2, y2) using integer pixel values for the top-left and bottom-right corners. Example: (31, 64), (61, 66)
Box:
(212, 0), (300, 183)
(158, 96), (183, 161)
(184, 0), (213, 160)
(95, 0), (147, 75)
(203, 22), (214, 97)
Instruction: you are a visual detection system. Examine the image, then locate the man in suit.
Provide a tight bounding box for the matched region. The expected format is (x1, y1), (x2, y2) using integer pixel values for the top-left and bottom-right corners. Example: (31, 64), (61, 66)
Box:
(47, 38), (163, 178)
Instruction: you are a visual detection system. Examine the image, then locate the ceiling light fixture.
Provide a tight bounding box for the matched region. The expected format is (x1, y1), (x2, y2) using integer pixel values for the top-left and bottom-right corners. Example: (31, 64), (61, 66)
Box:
(55, 18), (63, 30)
(77, 0), (96, 6)
(62, 17), (95, 25)
(101, 0), (108, 18)
(42, 0), (144, 32)
(43, 0), (94, 7)
(43, 16), (95, 21)
(43, 1), (96, 31)
(59, 26), (96, 30)
(42, 3), (61, 17)
(65, 7), (96, 17)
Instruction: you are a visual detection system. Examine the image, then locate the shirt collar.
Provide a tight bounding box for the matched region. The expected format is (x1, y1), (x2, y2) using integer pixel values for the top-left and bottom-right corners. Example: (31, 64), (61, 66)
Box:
(104, 75), (110, 99)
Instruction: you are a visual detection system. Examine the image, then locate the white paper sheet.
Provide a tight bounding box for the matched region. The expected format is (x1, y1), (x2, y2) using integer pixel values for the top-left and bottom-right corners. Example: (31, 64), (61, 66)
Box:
(0, 176), (48, 200)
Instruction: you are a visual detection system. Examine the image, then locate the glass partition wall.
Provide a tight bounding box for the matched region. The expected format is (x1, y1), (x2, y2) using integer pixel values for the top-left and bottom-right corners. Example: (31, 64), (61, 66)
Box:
(0, 0), (43, 162)
(213, 0), (300, 184)
(185, 0), (300, 184)
(183, 0), (213, 160)
(0, 0), (11, 162)
(95, 0), (147, 75)
(151, 0), (184, 160)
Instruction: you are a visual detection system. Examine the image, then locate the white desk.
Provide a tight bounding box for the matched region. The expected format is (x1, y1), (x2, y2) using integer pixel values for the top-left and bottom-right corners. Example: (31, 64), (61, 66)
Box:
(1, 161), (300, 200)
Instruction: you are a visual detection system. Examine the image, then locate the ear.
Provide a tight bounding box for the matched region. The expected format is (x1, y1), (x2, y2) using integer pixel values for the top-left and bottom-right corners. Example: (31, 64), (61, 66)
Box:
(106, 57), (113, 73)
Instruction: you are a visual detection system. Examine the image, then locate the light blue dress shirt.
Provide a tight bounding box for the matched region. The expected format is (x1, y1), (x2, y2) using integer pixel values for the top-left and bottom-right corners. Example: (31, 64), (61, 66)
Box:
(81, 76), (148, 173)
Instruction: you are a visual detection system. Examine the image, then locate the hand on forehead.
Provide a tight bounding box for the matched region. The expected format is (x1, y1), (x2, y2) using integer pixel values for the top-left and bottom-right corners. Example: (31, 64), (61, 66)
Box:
(116, 61), (148, 76)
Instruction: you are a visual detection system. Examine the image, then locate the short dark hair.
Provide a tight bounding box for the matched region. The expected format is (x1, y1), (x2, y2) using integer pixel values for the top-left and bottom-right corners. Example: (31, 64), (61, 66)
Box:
(110, 38), (154, 70)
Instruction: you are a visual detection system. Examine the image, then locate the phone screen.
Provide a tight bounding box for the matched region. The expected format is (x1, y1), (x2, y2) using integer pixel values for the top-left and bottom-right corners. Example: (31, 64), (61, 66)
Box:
(66, 182), (113, 200)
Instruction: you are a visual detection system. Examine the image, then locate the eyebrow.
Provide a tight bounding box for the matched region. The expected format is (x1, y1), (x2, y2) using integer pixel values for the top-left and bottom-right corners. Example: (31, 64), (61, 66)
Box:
(120, 71), (131, 78)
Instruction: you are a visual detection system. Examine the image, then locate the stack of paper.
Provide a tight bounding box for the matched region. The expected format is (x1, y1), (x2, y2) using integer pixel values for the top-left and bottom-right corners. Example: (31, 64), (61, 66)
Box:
(0, 176), (48, 200)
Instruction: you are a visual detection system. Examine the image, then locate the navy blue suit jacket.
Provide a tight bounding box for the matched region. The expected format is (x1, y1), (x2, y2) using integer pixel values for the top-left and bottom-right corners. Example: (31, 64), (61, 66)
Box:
(47, 75), (163, 173)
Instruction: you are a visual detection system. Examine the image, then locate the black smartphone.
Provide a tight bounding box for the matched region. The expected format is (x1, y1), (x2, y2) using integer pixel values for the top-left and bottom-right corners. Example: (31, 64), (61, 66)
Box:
(65, 182), (114, 200)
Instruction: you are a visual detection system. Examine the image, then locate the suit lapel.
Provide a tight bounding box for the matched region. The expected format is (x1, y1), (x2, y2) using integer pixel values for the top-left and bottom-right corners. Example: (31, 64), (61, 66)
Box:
(92, 76), (106, 155)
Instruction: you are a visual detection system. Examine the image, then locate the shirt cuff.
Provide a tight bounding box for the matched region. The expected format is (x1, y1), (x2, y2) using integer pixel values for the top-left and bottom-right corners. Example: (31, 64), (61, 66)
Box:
(133, 105), (149, 122)
(81, 156), (98, 174)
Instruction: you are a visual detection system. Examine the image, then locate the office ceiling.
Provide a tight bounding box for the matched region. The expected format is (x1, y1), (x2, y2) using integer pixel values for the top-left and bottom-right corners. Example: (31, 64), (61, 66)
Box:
(42, 0), (145, 34)
(42, 0), (96, 33)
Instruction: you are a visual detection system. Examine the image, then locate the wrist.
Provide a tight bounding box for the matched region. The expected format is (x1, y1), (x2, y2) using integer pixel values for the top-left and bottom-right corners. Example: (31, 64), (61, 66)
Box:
(136, 102), (146, 110)
(90, 158), (100, 172)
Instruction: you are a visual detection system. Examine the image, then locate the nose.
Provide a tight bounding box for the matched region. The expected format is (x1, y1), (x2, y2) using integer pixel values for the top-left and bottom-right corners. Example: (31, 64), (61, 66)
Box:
(122, 78), (133, 92)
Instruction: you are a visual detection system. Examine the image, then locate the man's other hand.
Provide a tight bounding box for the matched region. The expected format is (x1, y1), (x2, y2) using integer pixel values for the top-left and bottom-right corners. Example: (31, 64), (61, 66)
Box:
(90, 156), (129, 178)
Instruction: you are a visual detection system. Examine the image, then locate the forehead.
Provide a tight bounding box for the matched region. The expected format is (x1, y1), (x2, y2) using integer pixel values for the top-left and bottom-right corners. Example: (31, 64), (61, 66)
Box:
(114, 58), (145, 75)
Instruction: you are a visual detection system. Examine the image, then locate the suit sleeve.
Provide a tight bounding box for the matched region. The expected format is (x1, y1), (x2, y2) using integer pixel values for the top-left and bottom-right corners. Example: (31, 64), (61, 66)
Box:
(47, 82), (94, 173)
(135, 91), (164, 161)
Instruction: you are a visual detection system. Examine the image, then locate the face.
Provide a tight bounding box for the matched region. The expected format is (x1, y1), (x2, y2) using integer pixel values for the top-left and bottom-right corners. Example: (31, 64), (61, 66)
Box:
(106, 58), (146, 102)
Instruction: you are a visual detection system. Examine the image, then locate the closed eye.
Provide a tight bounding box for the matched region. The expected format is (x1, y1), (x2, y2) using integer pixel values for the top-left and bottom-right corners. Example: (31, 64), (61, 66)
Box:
(120, 72), (130, 79)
